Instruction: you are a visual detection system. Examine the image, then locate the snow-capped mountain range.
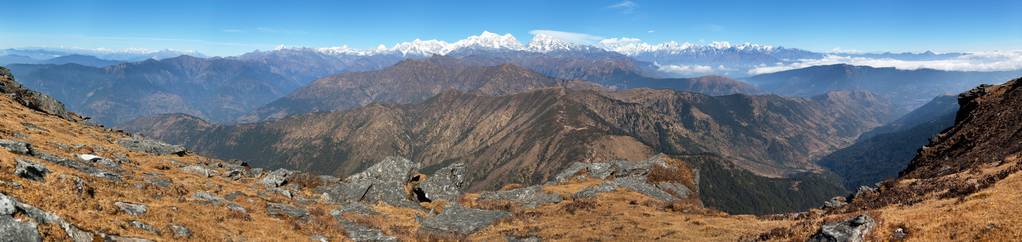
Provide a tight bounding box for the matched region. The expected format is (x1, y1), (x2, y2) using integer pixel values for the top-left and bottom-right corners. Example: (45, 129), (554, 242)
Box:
(0, 47), (205, 61)
(292, 31), (800, 58)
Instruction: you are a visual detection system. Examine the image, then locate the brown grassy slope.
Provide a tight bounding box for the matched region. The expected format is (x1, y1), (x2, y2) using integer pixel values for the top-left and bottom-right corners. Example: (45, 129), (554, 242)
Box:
(0, 94), (347, 240)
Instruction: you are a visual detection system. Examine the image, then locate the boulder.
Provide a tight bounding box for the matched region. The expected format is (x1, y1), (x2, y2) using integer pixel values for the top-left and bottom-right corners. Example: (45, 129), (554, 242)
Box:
(346, 156), (419, 183)
(260, 168), (294, 187)
(419, 204), (509, 235)
(266, 203), (308, 219)
(116, 135), (186, 156)
(181, 165), (215, 178)
(77, 154), (119, 169)
(142, 173), (172, 188)
(0, 215), (41, 242)
(809, 215), (875, 242)
(15, 158), (49, 182)
(170, 224), (191, 239)
(419, 162), (468, 201)
(128, 220), (161, 235)
(114, 202), (148, 216)
(192, 192), (226, 205)
(573, 183), (618, 199)
(34, 152), (120, 181)
(0, 139), (33, 155)
(478, 186), (563, 209)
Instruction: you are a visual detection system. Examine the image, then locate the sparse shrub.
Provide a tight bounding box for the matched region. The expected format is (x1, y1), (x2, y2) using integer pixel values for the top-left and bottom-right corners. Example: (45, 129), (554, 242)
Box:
(564, 197), (597, 215)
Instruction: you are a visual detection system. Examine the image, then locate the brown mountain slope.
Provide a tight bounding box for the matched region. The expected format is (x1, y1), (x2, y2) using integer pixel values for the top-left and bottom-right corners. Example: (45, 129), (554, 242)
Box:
(239, 56), (760, 122)
(126, 87), (891, 193)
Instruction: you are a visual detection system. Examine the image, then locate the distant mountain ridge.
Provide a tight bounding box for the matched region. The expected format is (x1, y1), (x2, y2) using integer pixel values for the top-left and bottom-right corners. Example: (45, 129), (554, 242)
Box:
(746, 64), (1022, 114)
(7, 55), (303, 125)
(240, 55), (759, 122)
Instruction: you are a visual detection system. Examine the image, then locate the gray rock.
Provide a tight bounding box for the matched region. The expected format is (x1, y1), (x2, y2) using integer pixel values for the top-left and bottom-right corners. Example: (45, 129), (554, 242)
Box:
(142, 173), (172, 188)
(102, 235), (153, 242)
(321, 157), (420, 207)
(114, 202), (147, 216)
(573, 183), (618, 199)
(0, 193), (15, 215)
(170, 224), (191, 239)
(261, 168), (294, 187)
(552, 162), (590, 182)
(0, 215), (41, 242)
(128, 220), (161, 235)
(419, 162), (468, 201)
(610, 176), (678, 202)
(76, 154), (119, 169)
(347, 156), (419, 183)
(116, 135), (186, 156)
(336, 201), (378, 216)
(33, 152), (120, 181)
(478, 186), (563, 209)
(420, 204), (509, 235)
(14, 158), (48, 182)
(192, 192), (226, 205)
(0, 139), (32, 155)
(227, 203), (248, 213)
(181, 165), (214, 178)
(266, 203), (308, 219)
(338, 219), (397, 242)
(809, 215), (875, 242)
(655, 182), (692, 199)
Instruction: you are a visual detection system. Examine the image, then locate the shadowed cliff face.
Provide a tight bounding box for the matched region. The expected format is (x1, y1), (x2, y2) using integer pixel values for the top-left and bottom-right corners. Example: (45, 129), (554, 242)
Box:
(124, 87), (891, 191)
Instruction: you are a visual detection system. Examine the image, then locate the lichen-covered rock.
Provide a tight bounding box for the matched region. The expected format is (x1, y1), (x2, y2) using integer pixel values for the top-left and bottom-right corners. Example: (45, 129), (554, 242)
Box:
(478, 185), (563, 208)
(128, 220), (161, 235)
(33, 152), (120, 181)
(573, 183), (618, 199)
(117, 135), (186, 156)
(321, 157), (420, 207)
(809, 215), (875, 242)
(0, 139), (33, 155)
(114, 202), (147, 216)
(419, 162), (468, 201)
(192, 192), (226, 205)
(0, 215), (41, 242)
(15, 158), (49, 182)
(420, 204), (509, 235)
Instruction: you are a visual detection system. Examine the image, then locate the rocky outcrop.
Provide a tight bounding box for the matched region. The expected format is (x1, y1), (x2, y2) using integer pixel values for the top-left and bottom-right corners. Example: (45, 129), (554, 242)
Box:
(419, 162), (469, 202)
(320, 157), (421, 207)
(116, 135), (186, 156)
(555, 156), (693, 202)
(14, 158), (49, 182)
(809, 215), (875, 242)
(478, 186), (563, 209)
(419, 204), (509, 235)
(0, 192), (94, 242)
(114, 202), (148, 216)
(0, 66), (79, 121)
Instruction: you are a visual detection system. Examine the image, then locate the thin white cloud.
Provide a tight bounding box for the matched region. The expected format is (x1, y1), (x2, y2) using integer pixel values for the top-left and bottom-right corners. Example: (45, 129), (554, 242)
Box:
(748, 52), (1022, 75)
(607, 0), (638, 14)
(529, 30), (604, 45)
(656, 63), (728, 75)
(647, 30), (655, 33)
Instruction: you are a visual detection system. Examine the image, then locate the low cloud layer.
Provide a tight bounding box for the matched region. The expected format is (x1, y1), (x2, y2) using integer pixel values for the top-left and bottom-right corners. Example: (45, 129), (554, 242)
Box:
(749, 52), (1022, 75)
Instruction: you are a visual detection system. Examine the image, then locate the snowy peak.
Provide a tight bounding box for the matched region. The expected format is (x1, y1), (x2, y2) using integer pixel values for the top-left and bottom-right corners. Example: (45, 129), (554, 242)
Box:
(527, 33), (588, 52)
(450, 31), (525, 51)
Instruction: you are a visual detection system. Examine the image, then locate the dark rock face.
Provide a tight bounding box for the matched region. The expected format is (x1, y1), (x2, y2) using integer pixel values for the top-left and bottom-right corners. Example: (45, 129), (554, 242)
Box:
(809, 215), (875, 242)
(419, 204), (510, 235)
(419, 162), (469, 202)
(116, 135), (186, 156)
(478, 186), (563, 209)
(114, 202), (148, 216)
(15, 158), (49, 182)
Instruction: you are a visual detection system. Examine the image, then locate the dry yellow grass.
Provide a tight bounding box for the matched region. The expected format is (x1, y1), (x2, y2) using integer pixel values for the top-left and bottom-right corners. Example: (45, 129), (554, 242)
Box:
(0, 95), (348, 241)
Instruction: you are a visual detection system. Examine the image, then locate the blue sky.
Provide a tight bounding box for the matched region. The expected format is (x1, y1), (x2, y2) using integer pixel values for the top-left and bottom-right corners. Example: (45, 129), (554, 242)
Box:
(1, 0), (1020, 56)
